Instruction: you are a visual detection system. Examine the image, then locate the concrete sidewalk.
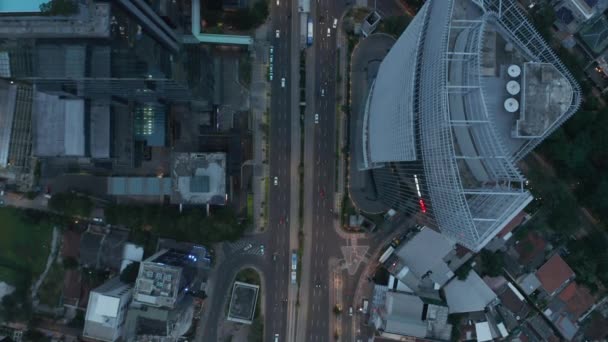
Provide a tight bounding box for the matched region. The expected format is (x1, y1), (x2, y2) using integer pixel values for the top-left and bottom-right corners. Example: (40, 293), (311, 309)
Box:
(251, 23), (272, 233)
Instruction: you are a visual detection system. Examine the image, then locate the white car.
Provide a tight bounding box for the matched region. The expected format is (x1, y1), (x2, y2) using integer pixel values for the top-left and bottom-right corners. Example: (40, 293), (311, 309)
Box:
(274, 176), (278, 186)
(314, 113), (319, 124)
(281, 77), (286, 88)
(321, 88), (325, 97)
(244, 243), (253, 251)
(327, 28), (331, 37)
(276, 29), (280, 38)
(291, 271), (297, 284)
(269, 55), (273, 63)
(274, 334), (279, 342)
(276, 0), (279, 5)
(333, 18), (338, 28)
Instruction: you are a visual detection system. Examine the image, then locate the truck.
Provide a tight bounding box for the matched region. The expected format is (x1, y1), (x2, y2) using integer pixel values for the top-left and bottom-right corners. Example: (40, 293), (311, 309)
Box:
(291, 251), (297, 270)
(307, 16), (313, 46)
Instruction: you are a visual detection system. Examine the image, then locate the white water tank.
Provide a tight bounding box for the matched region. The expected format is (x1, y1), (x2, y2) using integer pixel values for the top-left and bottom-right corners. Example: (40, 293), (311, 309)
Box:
(508, 64), (521, 78)
(504, 98), (519, 113)
(506, 80), (521, 95)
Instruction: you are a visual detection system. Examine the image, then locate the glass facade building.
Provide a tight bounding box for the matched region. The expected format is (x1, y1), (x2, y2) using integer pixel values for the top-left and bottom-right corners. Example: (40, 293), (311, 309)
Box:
(362, 0), (581, 251)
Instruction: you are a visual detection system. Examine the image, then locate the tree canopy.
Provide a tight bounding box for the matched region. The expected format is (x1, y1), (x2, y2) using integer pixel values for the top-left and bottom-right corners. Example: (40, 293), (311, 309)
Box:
(47, 192), (93, 218)
(39, 0), (78, 16)
(105, 205), (248, 245)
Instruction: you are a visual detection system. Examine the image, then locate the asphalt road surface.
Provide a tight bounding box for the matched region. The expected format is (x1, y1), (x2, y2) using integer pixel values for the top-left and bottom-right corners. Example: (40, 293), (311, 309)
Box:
(265, 0), (298, 340)
(303, 0), (349, 340)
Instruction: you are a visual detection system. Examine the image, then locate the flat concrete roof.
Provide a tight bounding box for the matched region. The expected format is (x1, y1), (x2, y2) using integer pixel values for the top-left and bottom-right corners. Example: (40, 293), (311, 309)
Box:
(171, 152), (227, 205)
(227, 281), (259, 324)
(517, 62), (573, 137)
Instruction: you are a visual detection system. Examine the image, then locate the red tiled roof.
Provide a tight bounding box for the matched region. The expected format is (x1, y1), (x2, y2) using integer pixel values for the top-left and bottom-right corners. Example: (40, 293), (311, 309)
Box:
(61, 230), (81, 258)
(516, 232), (546, 264)
(558, 283), (596, 319)
(535, 254), (574, 294)
(62, 269), (81, 304)
(498, 211), (527, 238)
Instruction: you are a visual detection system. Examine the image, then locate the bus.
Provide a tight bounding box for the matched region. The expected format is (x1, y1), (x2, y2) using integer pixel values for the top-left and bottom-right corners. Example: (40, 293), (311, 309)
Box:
(307, 16), (313, 46)
(378, 246), (395, 264)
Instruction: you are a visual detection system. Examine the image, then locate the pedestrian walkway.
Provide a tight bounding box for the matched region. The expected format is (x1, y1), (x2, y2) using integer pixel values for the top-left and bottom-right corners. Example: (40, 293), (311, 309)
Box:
(250, 23), (272, 233)
(31, 227), (60, 304)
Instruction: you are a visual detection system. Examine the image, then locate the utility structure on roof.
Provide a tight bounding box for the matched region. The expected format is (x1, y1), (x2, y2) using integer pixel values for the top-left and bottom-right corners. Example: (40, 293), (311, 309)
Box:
(360, 0), (581, 251)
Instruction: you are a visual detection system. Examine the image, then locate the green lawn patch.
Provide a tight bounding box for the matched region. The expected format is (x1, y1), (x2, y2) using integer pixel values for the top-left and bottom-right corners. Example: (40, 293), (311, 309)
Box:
(37, 261), (64, 307)
(0, 208), (53, 286)
(247, 193), (254, 222)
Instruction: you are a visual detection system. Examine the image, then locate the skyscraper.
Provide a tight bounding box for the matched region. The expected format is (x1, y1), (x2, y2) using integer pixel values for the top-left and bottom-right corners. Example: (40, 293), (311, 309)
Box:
(361, 0), (581, 251)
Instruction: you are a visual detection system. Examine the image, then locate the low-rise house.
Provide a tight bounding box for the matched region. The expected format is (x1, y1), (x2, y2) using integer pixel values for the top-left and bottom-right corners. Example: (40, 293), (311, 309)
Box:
(544, 282), (596, 340)
(517, 273), (542, 296)
(513, 231), (547, 272)
(496, 282), (532, 320)
(80, 225), (129, 271)
(535, 254), (575, 297)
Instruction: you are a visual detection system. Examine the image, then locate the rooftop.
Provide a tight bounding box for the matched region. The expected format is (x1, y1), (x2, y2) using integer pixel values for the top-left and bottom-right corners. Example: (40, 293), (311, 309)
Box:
(535, 254), (575, 295)
(107, 177), (172, 197)
(497, 283), (531, 318)
(134, 249), (196, 309)
(558, 283), (596, 320)
(518, 273), (542, 295)
(33, 94), (85, 157)
(579, 14), (608, 54)
(0, 2), (110, 38)
(227, 281), (260, 324)
(516, 63), (574, 138)
(83, 277), (132, 342)
(444, 271), (497, 314)
(515, 231), (547, 266)
(378, 291), (451, 340)
(171, 152), (227, 205)
(394, 228), (455, 287)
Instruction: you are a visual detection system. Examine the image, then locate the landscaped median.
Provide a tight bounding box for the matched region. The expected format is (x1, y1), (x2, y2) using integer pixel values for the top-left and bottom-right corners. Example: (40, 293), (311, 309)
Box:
(224, 268), (263, 342)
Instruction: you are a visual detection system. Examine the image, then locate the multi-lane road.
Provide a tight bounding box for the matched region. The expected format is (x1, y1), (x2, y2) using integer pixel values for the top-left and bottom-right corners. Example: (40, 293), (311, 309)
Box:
(265, 0), (298, 339)
(197, 0), (410, 341)
(301, 0), (349, 340)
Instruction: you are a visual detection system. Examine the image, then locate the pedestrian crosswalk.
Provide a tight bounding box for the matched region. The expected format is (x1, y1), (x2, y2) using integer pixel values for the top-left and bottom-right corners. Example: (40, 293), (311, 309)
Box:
(226, 240), (265, 256)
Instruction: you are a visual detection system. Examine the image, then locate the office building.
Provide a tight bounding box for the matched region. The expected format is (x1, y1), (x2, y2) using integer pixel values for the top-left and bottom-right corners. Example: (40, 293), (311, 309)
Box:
(83, 277), (133, 342)
(133, 249), (197, 309)
(361, 0), (581, 251)
(126, 249), (197, 341)
(0, 0), (208, 170)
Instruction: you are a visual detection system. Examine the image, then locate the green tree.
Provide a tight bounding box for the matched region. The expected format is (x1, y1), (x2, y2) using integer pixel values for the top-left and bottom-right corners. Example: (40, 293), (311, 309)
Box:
(333, 305), (342, 316)
(48, 192), (93, 218)
(480, 250), (504, 277)
(251, 0), (269, 25)
(39, 0), (78, 16)
(455, 262), (472, 280)
(119, 262), (140, 284)
(248, 315), (264, 342)
(530, 4), (556, 42)
(62, 256), (78, 269)
(381, 16), (412, 38)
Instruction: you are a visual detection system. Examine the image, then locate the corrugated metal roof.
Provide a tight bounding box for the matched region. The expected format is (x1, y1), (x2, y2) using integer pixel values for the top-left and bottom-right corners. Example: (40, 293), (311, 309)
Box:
(190, 175), (210, 193)
(107, 177), (171, 196)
